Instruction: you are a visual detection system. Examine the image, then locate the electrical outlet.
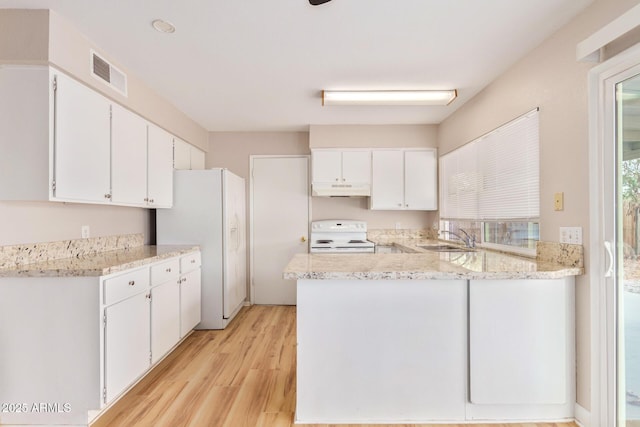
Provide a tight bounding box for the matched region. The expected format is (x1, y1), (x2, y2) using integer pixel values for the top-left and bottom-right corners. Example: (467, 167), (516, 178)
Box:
(559, 226), (582, 244)
(81, 225), (90, 239)
(554, 192), (564, 211)
(395, 222), (402, 230)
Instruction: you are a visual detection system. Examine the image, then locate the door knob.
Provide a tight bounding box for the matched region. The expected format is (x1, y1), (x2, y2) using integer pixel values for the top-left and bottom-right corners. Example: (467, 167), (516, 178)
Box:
(301, 236), (307, 242)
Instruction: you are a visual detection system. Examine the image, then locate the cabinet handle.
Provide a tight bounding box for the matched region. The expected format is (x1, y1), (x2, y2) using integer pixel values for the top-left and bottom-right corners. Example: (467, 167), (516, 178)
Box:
(335, 178), (339, 181)
(104, 193), (112, 199)
(146, 293), (151, 300)
(397, 203), (402, 207)
(405, 204), (409, 207)
(342, 178), (346, 182)
(144, 197), (149, 202)
(128, 280), (135, 286)
(165, 267), (171, 273)
(149, 198), (155, 203)
(190, 259), (196, 264)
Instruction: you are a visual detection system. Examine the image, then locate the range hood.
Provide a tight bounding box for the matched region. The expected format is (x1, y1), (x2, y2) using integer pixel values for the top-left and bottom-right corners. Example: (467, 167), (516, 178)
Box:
(312, 182), (371, 197)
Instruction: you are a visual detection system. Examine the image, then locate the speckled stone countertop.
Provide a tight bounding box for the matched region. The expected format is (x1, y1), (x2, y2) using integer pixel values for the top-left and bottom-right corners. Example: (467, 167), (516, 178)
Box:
(283, 239), (583, 280)
(0, 245), (200, 278)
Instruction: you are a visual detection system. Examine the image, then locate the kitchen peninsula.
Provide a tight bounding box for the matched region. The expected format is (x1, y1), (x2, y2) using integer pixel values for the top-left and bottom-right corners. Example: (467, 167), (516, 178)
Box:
(284, 240), (582, 424)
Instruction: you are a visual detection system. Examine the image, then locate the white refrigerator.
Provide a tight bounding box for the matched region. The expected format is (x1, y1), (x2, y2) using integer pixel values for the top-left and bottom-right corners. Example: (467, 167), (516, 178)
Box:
(156, 169), (247, 329)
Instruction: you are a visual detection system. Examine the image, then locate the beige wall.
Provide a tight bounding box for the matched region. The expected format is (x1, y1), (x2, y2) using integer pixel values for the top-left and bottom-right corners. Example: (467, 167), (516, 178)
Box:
(309, 124), (438, 228)
(0, 201), (149, 246)
(310, 124), (438, 149)
(210, 128), (437, 230)
(47, 11), (208, 151)
(0, 10), (48, 63)
(438, 0), (640, 409)
(0, 9), (210, 246)
(208, 132), (310, 178)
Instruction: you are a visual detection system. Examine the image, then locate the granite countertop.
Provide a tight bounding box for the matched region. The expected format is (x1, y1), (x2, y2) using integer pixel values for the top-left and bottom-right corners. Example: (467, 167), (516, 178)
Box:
(0, 245), (200, 278)
(283, 239), (583, 280)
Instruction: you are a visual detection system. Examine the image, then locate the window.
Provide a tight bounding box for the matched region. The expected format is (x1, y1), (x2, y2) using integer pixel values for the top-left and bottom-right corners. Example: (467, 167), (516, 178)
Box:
(439, 109), (540, 255)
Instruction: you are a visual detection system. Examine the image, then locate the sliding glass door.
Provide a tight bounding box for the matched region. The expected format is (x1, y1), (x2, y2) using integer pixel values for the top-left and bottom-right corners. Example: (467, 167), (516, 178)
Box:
(617, 72), (640, 427)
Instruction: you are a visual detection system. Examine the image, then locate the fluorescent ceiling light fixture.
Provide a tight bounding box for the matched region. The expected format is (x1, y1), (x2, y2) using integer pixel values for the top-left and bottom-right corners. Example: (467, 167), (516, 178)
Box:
(152, 19), (176, 34)
(322, 90), (457, 106)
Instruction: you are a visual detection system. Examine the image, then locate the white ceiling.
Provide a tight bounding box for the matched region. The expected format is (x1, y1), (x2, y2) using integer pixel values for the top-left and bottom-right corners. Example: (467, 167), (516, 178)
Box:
(0, 0), (594, 132)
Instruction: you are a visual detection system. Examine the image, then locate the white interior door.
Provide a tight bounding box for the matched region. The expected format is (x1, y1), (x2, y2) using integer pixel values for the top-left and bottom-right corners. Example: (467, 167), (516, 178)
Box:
(251, 156), (309, 305)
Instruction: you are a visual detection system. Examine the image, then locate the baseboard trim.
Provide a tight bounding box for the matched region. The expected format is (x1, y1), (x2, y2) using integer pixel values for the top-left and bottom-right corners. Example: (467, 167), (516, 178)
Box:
(574, 403), (591, 427)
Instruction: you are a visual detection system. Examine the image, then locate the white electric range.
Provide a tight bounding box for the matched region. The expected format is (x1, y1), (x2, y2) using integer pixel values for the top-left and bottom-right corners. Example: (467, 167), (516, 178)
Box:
(309, 220), (375, 253)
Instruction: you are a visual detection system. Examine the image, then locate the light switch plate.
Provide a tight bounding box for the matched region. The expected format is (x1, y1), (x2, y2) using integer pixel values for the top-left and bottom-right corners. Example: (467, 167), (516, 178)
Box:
(81, 225), (90, 239)
(559, 226), (582, 244)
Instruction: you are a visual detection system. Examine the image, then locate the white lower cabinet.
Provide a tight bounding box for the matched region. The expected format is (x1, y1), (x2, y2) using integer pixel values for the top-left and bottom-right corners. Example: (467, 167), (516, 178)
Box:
(104, 291), (151, 403)
(296, 277), (576, 424)
(179, 252), (202, 336)
(100, 251), (201, 407)
(466, 277), (575, 420)
(151, 279), (181, 364)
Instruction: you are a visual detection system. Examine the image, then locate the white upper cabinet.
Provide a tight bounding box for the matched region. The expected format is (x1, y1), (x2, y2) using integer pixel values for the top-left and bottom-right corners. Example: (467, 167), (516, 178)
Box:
(53, 71), (112, 203)
(370, 148), (437, 210)
(404, 149), (437, 210)
(312, 150), (343, 183)
(111, 103), (148, 206)
(311, 149), (371, 196)
(370, 150), (404, 209)
(0, 65), (181, 208)
(312, 149), (370, 184)
(174, 137), (206, 170)
(190, 148), (206, 170)
(148, 124), (174, 208)
(173, 138), (192, 170)
(341, 151), (372, 183)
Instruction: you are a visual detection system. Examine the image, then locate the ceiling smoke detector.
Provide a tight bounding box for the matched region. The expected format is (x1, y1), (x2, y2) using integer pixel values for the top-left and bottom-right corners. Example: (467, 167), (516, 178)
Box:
(152, 19), (176, 34)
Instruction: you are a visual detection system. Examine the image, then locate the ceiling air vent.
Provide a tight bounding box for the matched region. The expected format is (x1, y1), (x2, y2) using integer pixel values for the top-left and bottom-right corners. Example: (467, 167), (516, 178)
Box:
(90, 50), (127, 96)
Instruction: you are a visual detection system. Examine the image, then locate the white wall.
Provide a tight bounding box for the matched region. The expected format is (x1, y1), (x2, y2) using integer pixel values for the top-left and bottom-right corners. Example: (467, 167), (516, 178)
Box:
(437, 0), (640, 409)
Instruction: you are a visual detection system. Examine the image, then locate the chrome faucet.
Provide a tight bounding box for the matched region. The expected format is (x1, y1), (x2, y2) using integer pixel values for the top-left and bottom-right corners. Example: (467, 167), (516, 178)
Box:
(440, 228), (476, 248)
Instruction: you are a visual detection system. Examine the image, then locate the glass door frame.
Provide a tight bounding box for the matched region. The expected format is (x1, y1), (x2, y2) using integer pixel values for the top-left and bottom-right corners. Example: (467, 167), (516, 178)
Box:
(589, 42), (640, 427)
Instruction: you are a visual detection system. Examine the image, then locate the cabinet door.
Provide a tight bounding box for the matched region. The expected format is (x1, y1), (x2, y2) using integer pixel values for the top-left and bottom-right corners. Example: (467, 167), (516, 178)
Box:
(53, 72), (111, 203)
(148, 125), (174, 208)
(173, 138), (191, 170)
(190, 147), (206, 170)
(151, 280), (180, 364)
(104, 292), (150, 403)
(111, 104), (148, 206)
(312, 150), (342, 183)
(341, 150), (371, 184)
(180, 268), (201, 337)
(370, 150), (404, 209)
(469, 279), (568, 405)
(404, 149), (437, 210)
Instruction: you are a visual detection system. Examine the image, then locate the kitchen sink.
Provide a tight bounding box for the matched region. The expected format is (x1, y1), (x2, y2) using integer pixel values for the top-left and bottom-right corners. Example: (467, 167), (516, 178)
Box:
(417, 244), (476, 252)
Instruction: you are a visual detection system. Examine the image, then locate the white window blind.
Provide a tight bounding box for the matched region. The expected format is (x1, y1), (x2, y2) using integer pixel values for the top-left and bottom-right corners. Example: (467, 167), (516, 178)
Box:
(440, 109), (539, 220)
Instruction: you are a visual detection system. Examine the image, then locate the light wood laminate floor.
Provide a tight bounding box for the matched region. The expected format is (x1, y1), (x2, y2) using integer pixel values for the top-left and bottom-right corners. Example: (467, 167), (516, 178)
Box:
(92, 305), (578, 427)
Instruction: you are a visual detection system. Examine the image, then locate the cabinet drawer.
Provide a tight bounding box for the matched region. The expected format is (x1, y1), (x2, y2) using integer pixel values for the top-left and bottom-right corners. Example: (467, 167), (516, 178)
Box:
(180, 252), (201, 273)
(150, 258), (180, 286)
(103, 268), (150, 305)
